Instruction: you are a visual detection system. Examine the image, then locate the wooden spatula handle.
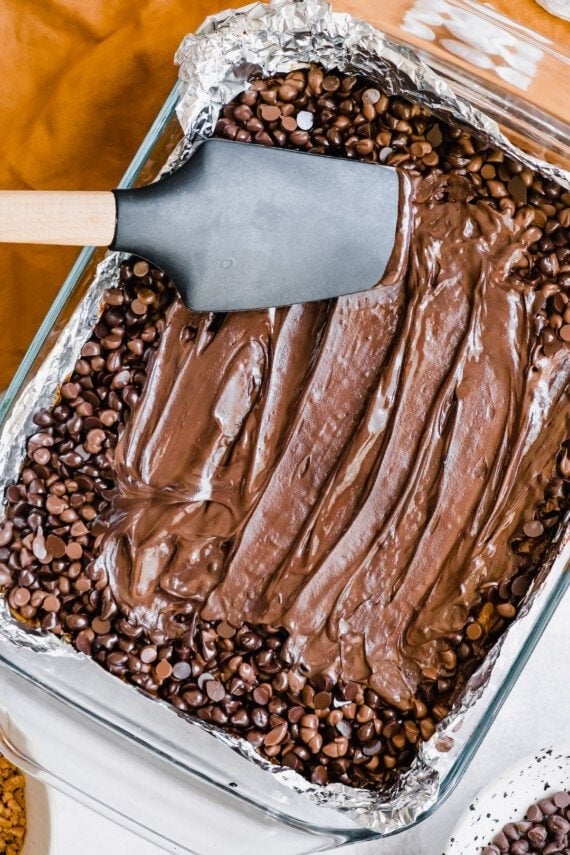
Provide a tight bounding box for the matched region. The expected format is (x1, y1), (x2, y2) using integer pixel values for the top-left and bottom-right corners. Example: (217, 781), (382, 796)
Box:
(0, 191), (116, 246)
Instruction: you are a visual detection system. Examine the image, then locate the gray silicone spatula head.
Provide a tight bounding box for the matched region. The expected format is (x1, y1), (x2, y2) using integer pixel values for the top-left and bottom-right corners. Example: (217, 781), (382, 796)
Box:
(111, 139), (400, 312)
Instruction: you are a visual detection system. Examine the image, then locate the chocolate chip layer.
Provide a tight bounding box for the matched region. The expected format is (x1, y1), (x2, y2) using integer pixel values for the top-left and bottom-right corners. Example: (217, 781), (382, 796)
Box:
(0, 67), (569, 790)
(482, 791), (570, 855)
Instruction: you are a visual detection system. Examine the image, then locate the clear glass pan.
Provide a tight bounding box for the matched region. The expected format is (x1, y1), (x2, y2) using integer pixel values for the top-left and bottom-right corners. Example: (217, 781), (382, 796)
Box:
(0, 4), (568, 853)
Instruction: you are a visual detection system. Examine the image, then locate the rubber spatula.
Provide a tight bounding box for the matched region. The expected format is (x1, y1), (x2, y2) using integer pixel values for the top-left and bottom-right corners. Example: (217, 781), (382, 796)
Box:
(0, 139), (400, 312)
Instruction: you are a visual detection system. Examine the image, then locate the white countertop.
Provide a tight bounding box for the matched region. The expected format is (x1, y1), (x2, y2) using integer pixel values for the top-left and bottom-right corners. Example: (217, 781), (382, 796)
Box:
(49, 598), (569, 855)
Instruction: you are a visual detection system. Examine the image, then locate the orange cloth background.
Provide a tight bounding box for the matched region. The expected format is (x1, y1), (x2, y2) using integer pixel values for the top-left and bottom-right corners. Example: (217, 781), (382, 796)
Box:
(0, 0), (569, 389)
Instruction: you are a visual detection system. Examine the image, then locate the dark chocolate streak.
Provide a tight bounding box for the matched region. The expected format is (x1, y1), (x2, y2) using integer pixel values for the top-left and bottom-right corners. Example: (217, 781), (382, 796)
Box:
(98, 173), (570, 710)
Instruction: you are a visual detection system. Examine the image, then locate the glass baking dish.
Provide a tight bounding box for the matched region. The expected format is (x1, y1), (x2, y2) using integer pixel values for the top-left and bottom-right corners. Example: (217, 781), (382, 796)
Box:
(0, 2), (569, 853)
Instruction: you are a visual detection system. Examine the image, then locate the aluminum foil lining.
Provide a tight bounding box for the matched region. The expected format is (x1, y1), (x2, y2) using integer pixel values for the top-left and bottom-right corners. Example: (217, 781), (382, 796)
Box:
(0, 0), (569, 835)
(176, 0), (570, 187)
(0, 250), (128, 518)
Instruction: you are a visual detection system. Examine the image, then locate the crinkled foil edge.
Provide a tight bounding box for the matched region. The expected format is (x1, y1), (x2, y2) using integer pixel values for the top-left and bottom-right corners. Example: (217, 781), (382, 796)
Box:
(0, 0), (569, 834)
(176, 0), (570, 186)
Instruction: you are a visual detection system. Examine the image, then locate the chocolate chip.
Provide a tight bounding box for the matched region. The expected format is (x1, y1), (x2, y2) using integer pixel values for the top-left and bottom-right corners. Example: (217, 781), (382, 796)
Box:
(528, 825), (548, 847)
(362, 739), (383, 757)
(0, 522), (13, 547)
(61, 382), (81, 400)
(66, 615), (89, 632)
(298, 713), (317, 731)
(183, 689), (205, 707)
(554, 792), (570, 809)
(481, 791), (570, 854)
(10, 588), (31, 608)
(496, 602), (517, 619)
(539, 798), (559, 816)
(511, 574), (532, 597)
(259, 104), (281, 123)
(322, 75), (341, 93)
(278, 84), (299, 103)
(76, 630), (94, 655)
(84, 429), (105, 454)
(65, 542), (83, 561)
(314, 691), (332, 710)
(548, 814), (569, 835)
(263, 722), (288, 746)
(280, 115), (298, 134)
(526, 804), (544, 822)
(425, 124), (443, 147)
(322, 738), (348, 758)
(307, 67), (324, 94)
(335, 718), (352, 739)
(287, 705), (305, 724)
(32, 448), (51, 466)
(133, 261), (150, 277)
(523, 520), (544, 537)
(503, 823), (520, 841)
(251, 707), (269, 729)
(205, 680), (225, 703)
(130, 300), (147, 317)
(172, 661), (192, 681)
(140, 645), (158, 664)
(289, 130), (310, 147)
(362, 87), (381, 104)
(493, 831), (510, 852)
(92, 617), (111, 635)
(155, 659), (173, 681)
(508, 175), (528, 204)
(231, 708), (250, 728)
(217, 621), (236, 639)
(311, 766), (328, 786)
(297, 110), (314, 131)
(252, 685), (271, 706)
(466, 621), (483, 641)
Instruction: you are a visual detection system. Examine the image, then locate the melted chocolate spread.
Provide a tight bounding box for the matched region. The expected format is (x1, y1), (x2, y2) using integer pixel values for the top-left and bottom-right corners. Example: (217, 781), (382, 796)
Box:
(97, 172), (570, 710)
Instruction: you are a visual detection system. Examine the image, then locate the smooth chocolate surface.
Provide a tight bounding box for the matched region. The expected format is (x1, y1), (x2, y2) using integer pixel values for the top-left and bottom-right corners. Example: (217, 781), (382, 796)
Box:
(96, 169), (569, 711)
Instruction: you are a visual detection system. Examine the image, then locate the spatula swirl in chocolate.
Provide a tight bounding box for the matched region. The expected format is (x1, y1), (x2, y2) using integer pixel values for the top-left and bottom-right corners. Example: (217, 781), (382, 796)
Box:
(97, 172), (569, 711)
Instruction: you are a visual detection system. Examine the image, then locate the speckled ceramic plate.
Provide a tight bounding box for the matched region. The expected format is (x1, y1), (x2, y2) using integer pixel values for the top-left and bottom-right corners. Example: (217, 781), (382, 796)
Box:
(445, 747), (570, 854)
